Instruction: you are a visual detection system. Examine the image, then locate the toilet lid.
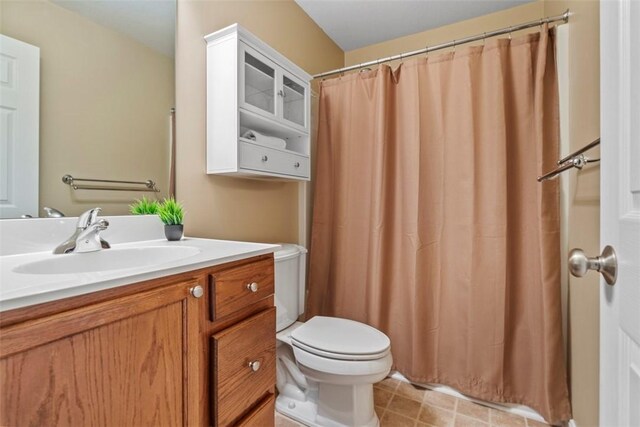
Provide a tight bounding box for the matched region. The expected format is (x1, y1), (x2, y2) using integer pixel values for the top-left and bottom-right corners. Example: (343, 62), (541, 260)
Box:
(291, 316), (391, 361)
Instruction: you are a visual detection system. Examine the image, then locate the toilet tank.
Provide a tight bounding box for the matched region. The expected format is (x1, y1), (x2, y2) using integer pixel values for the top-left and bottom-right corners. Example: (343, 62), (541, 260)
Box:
(274, 244), (307, 332)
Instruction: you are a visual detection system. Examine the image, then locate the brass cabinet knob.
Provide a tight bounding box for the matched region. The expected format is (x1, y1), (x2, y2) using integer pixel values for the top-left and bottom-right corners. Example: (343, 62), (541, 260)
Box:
(246, 282), (259, 292)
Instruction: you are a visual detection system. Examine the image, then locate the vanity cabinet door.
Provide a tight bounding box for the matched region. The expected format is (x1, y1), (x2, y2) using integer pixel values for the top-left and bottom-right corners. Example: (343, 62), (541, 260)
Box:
(211, 307), (276, 426)
(0, 279), (202, 427)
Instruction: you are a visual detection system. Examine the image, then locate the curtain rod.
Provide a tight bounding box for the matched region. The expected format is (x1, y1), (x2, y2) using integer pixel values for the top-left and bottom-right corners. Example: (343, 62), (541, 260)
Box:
(313, 9), (570, 79)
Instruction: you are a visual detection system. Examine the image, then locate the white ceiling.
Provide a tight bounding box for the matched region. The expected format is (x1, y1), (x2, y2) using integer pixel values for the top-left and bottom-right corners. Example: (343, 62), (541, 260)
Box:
(51, 0), (176, 57)
(295, 0), (536, 51)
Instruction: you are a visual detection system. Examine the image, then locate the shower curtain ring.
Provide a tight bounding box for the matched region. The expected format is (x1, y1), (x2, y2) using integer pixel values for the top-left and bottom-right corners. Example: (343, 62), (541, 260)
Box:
(508, 26), (513, 40)
(453, 39), (457, 53)
(425, 45), (429, 58)
(482, 32), (487, 46)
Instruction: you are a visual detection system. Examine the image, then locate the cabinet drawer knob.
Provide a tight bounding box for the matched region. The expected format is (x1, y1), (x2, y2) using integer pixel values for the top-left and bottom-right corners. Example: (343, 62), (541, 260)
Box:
(246, 282), (259, 292)
(249, 360), (261, 372)
(190, 285), (204, 298)
(294, 162), (300, 168)
(261, 155), (268, 162)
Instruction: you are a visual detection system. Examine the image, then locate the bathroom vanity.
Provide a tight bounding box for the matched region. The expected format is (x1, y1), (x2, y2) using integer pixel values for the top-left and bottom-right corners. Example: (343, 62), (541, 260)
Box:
(0, 216), (279, 426)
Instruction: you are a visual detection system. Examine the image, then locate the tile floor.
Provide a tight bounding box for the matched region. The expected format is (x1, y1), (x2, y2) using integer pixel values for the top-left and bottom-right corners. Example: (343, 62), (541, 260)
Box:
(274, 377), (552, 427)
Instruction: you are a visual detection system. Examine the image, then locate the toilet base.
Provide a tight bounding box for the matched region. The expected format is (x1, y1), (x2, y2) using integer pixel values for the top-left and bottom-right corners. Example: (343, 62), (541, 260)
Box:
(276, 394), (319, 426)
(276, 394), (380, 427)
(276, 322), (389, 427)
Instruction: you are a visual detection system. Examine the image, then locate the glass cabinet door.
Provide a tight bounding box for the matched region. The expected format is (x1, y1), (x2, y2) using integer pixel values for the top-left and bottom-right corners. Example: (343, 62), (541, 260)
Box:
(280, 73), (306, 128)
(242, 49), (276, 116)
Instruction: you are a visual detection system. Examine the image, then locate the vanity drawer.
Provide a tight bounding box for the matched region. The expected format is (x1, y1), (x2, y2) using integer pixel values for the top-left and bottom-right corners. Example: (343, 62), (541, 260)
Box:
(239, 140), (309, 178)
(209, 257), (274, 321)
(212, 308), (276, 426)
(236, 394), (275, 427)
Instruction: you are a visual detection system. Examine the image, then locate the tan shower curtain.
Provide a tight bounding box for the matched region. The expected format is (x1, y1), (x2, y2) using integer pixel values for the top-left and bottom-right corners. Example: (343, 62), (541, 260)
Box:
(307, 28), (571, 424)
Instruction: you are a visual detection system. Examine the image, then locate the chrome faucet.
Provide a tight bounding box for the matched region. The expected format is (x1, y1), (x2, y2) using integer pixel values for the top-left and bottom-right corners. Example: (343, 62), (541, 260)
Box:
(44, 207), (65, 218)
(53, 208), (111, 254)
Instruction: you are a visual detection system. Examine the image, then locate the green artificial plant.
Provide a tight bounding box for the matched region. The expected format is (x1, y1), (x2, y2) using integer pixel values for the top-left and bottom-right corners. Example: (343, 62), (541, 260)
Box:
(129, 196), (160, 215)
(158, 197), (184, 226)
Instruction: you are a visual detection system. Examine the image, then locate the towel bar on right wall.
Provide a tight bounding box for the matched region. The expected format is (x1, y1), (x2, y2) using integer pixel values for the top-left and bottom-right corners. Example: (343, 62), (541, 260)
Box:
(537, 138), (600, 182)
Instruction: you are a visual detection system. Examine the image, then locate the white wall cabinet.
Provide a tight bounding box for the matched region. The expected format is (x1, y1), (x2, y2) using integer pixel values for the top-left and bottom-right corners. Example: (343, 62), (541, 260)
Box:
(205, 24), (311, 181)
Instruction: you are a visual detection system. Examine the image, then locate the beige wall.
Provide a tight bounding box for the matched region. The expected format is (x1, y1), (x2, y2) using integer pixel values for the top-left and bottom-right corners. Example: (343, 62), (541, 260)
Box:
(0, 0), (175, 217)
(175, 0), (343, 243)
(345, 2), (545, 66)
(343, 2), (600, 425)
(544, 2), (600, 426)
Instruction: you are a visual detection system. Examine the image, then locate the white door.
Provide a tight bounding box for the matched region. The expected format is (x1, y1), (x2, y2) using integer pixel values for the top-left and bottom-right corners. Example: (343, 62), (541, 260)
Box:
(0, 34), (39, 219)
(600, 1), (640, 426)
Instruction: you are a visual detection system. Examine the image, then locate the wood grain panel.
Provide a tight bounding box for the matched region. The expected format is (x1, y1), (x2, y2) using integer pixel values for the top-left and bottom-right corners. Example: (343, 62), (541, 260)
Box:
(199, 295), (274, 427)
(212, 307), (276, 426)
(236, 394), (275, 427)
(0, 280), (195, 359)
(210, 257), (274, 320)
(0, 297), (185, 426)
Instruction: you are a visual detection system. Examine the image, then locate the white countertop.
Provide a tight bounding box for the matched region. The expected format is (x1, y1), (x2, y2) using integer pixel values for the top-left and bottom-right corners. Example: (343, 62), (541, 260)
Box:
(0, 235), (279, 312)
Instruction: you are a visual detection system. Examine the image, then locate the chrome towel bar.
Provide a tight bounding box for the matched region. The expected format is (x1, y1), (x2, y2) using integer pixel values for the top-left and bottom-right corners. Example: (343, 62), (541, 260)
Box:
(537, 138), (600, 182)
(62, 174), (160, 192)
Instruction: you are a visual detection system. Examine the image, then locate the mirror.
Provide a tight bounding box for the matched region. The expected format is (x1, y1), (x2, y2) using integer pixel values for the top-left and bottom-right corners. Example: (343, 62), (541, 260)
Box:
(0, 0), (175, 219)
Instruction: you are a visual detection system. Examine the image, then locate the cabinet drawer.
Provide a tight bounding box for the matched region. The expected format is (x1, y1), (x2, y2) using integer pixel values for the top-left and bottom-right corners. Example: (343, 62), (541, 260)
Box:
(239, 141), (309, 178)
(210, 257), (274, 321)
(212, 308), (276, 426)
(236, 394), (275, 427)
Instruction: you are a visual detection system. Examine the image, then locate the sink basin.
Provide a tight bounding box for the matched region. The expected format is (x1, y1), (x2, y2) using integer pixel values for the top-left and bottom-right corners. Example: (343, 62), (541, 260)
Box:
(13, 246), (201, 275)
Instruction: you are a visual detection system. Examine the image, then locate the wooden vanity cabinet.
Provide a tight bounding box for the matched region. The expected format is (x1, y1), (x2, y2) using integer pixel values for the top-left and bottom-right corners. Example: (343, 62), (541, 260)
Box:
(208, 256), (276, 426)
(0, 278), (202, 426)
(0, 254), (276, 427)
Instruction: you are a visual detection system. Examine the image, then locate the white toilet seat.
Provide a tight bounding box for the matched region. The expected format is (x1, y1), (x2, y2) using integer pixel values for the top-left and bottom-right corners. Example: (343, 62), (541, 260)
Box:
(292, 338), (391, 361)
(290, 316), (391, 360)
(286, 316), (393, 378)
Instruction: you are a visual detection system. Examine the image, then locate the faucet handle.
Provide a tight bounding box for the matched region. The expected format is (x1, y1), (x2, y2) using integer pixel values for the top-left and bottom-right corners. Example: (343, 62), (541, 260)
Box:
(77, 207), (102, 229)
(95, 219), (109, 230)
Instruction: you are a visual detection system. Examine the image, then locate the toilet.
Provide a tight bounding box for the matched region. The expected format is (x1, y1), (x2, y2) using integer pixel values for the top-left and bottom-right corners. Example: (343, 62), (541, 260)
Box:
(274, 244), (392, 427)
